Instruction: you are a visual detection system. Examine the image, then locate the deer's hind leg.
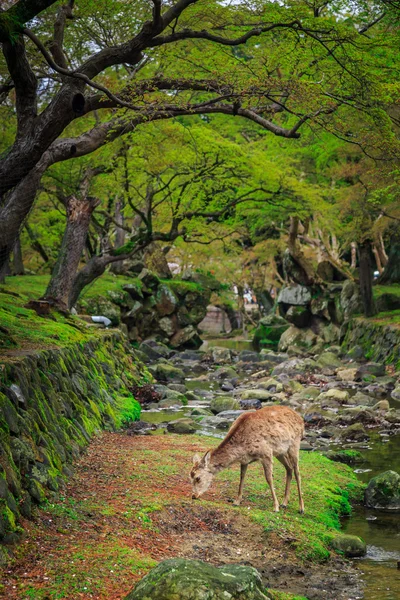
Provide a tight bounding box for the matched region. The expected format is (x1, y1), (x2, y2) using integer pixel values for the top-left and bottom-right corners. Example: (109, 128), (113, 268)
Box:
(276, 454), (293, 509)
(288, 445), (304, 514)
(261, 457), (280, 512)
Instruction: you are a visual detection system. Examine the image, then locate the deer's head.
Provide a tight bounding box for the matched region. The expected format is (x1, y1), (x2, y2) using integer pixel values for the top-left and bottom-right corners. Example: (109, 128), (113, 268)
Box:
(190, 451), (214, 499)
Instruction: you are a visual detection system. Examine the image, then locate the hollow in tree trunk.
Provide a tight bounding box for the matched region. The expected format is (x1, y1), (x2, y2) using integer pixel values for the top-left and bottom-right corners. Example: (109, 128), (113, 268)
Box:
(43, 195), (99, 310)
(359, 240), (377, 317)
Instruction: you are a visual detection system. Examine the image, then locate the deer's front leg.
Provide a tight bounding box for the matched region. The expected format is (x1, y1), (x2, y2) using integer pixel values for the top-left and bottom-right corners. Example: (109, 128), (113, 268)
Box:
(233, 463), (248, 506)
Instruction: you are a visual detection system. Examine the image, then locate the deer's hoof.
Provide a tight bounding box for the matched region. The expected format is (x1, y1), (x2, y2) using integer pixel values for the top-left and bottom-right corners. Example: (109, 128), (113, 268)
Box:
(299, 509), (305, 514)
(280, 503), (287, 510)
(232, 499), (241, 506)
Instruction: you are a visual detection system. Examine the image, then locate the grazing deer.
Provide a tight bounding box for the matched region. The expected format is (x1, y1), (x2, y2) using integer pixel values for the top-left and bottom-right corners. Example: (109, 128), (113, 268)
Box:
(190, 405), (304, 513)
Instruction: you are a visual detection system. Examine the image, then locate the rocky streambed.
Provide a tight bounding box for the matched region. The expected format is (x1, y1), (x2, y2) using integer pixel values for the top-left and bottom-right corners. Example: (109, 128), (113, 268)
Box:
(134, 338), (400, 600)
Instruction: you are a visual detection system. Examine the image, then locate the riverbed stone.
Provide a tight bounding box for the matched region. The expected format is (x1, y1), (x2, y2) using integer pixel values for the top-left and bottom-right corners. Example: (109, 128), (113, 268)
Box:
(241, 389), (274, 401)
(149, 363), (185, 383)
(340, 422), (369, 442)
(210, 367), (237, 381)
(337, 367), (358, 382)
(365, 470), (400, 509)
(257, 378), (283, 393)
(278, 326), (318, 352)
(124, 558), (270, 600)
(167, 418), (197, 434)
(356, 362), (386, 379)
(391, 386), (400, 401)
(345, 345), (365, 361)
(210, 396), (240, 414)
(331, 534), (366, 558)
(240, 399), (262, 410)
(239, 350), (261, 363)
(318, 389), (350, 404)
(212, 346), (232, 364)
(170, 326), (202, 349)
(372, 400), (390, 411)
(316, 352), (342, 371)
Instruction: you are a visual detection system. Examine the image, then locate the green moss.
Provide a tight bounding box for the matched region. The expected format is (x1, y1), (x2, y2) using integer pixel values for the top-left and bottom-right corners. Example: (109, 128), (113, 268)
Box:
(114, 394), (141, 427)
(160, 278), (204, 294)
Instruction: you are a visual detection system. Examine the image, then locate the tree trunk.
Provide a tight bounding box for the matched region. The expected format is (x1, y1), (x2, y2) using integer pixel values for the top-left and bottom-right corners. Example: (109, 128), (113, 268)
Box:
(378, 226), (400, 284)
(0, 256), (11, 283)
(0, 157), (47, 272)
(12, 235), (24, 275)
(24, 223), (49, 264)
(359, 240), (377, 317)
(351, 242), (357, 269)
(69, 254), (116, 309)
(44, 195), (99, 309)
(372, 244), (383, 274)
(110, 200), (125, 275)
(287, 216), (317, 286)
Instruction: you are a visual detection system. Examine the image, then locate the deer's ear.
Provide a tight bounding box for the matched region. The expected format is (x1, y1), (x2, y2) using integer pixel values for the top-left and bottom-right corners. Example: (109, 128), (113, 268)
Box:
(193, 453), (201, 465)
(203, 451), (211, 467)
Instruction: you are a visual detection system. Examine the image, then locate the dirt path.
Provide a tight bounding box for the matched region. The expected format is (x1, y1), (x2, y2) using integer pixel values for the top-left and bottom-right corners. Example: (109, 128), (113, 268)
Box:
(1, 432), (361, 600)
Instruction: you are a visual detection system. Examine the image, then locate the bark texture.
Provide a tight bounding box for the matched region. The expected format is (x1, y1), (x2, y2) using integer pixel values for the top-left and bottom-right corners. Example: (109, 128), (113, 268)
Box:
(359, 240), (377, 317)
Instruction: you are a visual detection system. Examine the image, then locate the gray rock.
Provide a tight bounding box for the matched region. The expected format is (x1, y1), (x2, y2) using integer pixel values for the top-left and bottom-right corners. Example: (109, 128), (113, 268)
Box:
(285, 305), (311, 328)
(346, 345), (365, 361)
(239, 399), (262, 410)
(210, 396), (240, 414)
(278, 326), (319, 352)
(278, 284), (312, 306)
(315, 352), (342, 371)
(210, 367), (238, 381)
(167, 418), (197, 434)
(365, 470), (400, 509)
(212, 346), (232, 364)
(239, 351), (261, 363)
(331, 534), (366, 558)
(241, 389), (274, 401)
(356, 362), (386, 379)
(124, 558), (270, 600)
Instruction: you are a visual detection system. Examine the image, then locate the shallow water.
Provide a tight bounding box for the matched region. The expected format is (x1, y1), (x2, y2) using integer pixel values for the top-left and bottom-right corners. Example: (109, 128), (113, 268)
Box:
(341, 433), (400, 600)
(200, 338), (254, 352)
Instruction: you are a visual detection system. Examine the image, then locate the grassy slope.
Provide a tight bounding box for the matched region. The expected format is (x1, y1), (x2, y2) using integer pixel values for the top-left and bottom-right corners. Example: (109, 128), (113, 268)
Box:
(1, 432), (363, 600)
(0, 274), (138, 354)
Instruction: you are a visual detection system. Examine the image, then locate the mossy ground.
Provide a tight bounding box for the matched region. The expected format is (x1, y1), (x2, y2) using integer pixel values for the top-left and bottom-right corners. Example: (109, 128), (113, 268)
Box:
(1, 432), (363, 600)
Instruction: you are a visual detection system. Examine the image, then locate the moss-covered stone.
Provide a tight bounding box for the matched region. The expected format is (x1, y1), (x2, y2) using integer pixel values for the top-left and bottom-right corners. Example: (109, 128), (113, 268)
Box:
(365, 470), (400, 509)
(124, 558), (270, 600)
(331, 534), (366, 558)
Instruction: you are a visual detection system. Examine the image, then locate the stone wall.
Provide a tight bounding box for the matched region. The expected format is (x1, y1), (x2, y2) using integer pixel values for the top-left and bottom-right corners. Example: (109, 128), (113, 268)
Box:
(0, 333), (145, 560)
(342, 318), (400, 368)
(78, 270), (219, 349)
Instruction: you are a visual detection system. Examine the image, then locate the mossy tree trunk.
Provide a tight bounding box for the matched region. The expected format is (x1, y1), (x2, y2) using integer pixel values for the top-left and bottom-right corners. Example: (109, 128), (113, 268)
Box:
(359, 240), (377, 317)
(12, 235), (24, 275)
(110, 200), (126, 275)
(44, 195), (99, 310)
(378, 226), (400, 284)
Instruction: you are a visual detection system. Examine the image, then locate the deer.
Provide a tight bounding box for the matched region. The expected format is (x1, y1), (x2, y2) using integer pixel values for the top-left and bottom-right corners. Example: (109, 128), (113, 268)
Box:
(190, 405), (305, 513)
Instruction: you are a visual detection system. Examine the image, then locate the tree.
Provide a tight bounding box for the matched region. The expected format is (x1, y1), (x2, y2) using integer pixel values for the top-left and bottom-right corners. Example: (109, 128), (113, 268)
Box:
(0, 0), (395, 273)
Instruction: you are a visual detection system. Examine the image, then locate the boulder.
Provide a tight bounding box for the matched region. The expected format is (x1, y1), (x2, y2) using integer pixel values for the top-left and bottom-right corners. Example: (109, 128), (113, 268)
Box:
(149, 363), (185, 383)
(337, 367), (358, 382)
(315, 352), (342, 371)
(210, 396), (240, 414)
(391, 386), (400, 401)
(239, 351), (261, 363)
(318, 388), (350, 404)
(212, 346), (232, 364)
(155, 284), (179, 316)
(170, 326), (202, 349)
(158, 316), (177, 337)
(372, 400), (390, 411)
(278, 326), (318, 352)
(124, 558), (270, 600)
(277, 284), (312, 306)
(285, 306), (311, 328)
(365, 470), (400, 509)
(356, 363), (386, 379)
(340, 280), (363, 319)
(241, 389), (274, 401)
(375, 292), (400, 312)
(210, 367), (237, 381)
(167, 418), (197, 434)
(140, 340), (171, 361)
(272, 358), (316, 376)
(331, 534), (366, 558)
(345, 345), (365, 361)
(340, 422), (369, 442)
(138, 268), (160, 289)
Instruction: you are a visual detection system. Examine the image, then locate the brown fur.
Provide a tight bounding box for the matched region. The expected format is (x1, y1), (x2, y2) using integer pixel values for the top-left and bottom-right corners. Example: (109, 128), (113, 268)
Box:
(191, 406), (305, 513)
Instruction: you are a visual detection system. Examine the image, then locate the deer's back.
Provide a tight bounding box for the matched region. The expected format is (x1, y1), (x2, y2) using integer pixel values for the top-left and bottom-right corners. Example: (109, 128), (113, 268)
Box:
(225, 405), (304, 458)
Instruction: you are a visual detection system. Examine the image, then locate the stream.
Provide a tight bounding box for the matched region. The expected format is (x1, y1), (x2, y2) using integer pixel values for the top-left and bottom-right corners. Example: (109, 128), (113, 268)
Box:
(141, 338), (400, 600)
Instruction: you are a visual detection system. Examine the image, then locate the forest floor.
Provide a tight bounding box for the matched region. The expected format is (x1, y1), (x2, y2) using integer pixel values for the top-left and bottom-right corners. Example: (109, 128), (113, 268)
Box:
(1, 431), (363, 600)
